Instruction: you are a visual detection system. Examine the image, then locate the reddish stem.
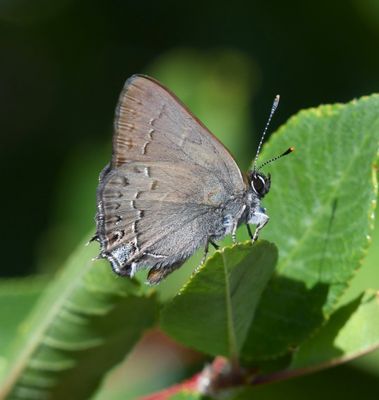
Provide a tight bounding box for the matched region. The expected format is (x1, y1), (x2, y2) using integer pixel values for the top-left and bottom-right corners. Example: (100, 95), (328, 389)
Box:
(140, 373), (201, 400)
(139, 357), (246, 400)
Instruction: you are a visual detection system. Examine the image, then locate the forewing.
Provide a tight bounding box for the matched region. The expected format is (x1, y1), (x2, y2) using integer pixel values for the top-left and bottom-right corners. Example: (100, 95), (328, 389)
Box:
(112, 74), (245, 193)
(96, 74), (246, 273)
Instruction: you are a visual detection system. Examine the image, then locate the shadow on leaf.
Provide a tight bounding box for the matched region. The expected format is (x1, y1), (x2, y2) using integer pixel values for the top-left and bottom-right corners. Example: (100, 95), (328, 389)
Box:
(242, 275), (330, 362)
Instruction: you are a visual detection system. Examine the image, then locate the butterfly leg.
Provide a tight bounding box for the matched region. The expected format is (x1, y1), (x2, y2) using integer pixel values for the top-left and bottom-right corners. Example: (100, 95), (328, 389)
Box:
(229, 206), (245, 244)
(86, 233), (99, 246)
(232, 221), (239, 243)
(199, 240), (210, 267)
(210, 240), (219, 250)
(194, 238), (215, 274)
(250, 208), (269, 243)
(246, 224), (253, 240)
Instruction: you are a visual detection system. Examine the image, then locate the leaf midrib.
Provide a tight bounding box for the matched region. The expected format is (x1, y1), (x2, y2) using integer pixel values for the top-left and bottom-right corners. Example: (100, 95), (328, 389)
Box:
(0, 254), (95, 397)
(222, 250), (238, 361)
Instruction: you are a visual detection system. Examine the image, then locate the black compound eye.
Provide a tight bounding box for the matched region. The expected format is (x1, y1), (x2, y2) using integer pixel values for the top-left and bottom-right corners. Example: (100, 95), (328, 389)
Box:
(251, 172), (271, 198)
(252, 174), (265, 193)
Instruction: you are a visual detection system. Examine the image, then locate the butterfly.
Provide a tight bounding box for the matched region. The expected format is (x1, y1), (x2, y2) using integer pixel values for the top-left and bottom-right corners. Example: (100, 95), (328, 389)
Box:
(93, 75), (292, 284)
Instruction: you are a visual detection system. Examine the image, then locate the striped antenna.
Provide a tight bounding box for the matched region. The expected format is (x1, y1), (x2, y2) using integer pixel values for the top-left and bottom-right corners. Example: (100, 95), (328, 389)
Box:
(257, 147), (294, 171)
(253, 94), (280, 171)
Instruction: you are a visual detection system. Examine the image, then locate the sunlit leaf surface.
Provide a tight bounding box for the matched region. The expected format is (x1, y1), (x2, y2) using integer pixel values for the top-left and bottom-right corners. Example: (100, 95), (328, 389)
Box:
(243, 94), (379, 359)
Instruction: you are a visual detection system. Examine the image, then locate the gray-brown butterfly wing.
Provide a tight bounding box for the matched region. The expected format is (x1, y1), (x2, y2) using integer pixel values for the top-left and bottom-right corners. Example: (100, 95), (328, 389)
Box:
(112, 75), (244, 184)
(96, 75), (246, 283)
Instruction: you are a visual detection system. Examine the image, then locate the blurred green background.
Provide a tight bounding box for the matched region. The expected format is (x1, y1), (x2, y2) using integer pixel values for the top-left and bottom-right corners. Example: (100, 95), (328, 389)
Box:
(1, 0), (379, 398)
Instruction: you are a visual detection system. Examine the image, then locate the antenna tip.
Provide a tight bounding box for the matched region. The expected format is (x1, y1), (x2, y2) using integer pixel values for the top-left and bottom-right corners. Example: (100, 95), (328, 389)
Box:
(273, 95), (280, 110)
(281, 147), (294, 156)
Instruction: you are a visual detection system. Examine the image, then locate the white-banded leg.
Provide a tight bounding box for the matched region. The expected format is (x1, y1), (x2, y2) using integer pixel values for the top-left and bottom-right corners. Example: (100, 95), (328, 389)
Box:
(232, 222), (238, 243)
(194, 239), (219, 274)
(249, 208), (269, 243)
(232, 205), (246, 244)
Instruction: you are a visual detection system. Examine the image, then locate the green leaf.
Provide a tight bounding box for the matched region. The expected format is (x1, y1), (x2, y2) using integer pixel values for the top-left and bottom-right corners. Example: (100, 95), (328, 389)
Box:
(346, 206), (379, 375)
(0, 277), (47, 356)
(160, 241), (278, 358)
(170, 290), (379, 399)
(252, 289), (379, 384)
(289, 290), (379, 374)
(0, 240), (157, 400)
(243, 94), (379, 359)
(0, 277), (48, 377)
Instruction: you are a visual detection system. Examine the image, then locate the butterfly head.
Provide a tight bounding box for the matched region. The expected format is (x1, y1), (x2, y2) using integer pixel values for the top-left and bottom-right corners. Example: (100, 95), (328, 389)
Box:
(249, 171), (271, 198)
(249, 146), (294, 198)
